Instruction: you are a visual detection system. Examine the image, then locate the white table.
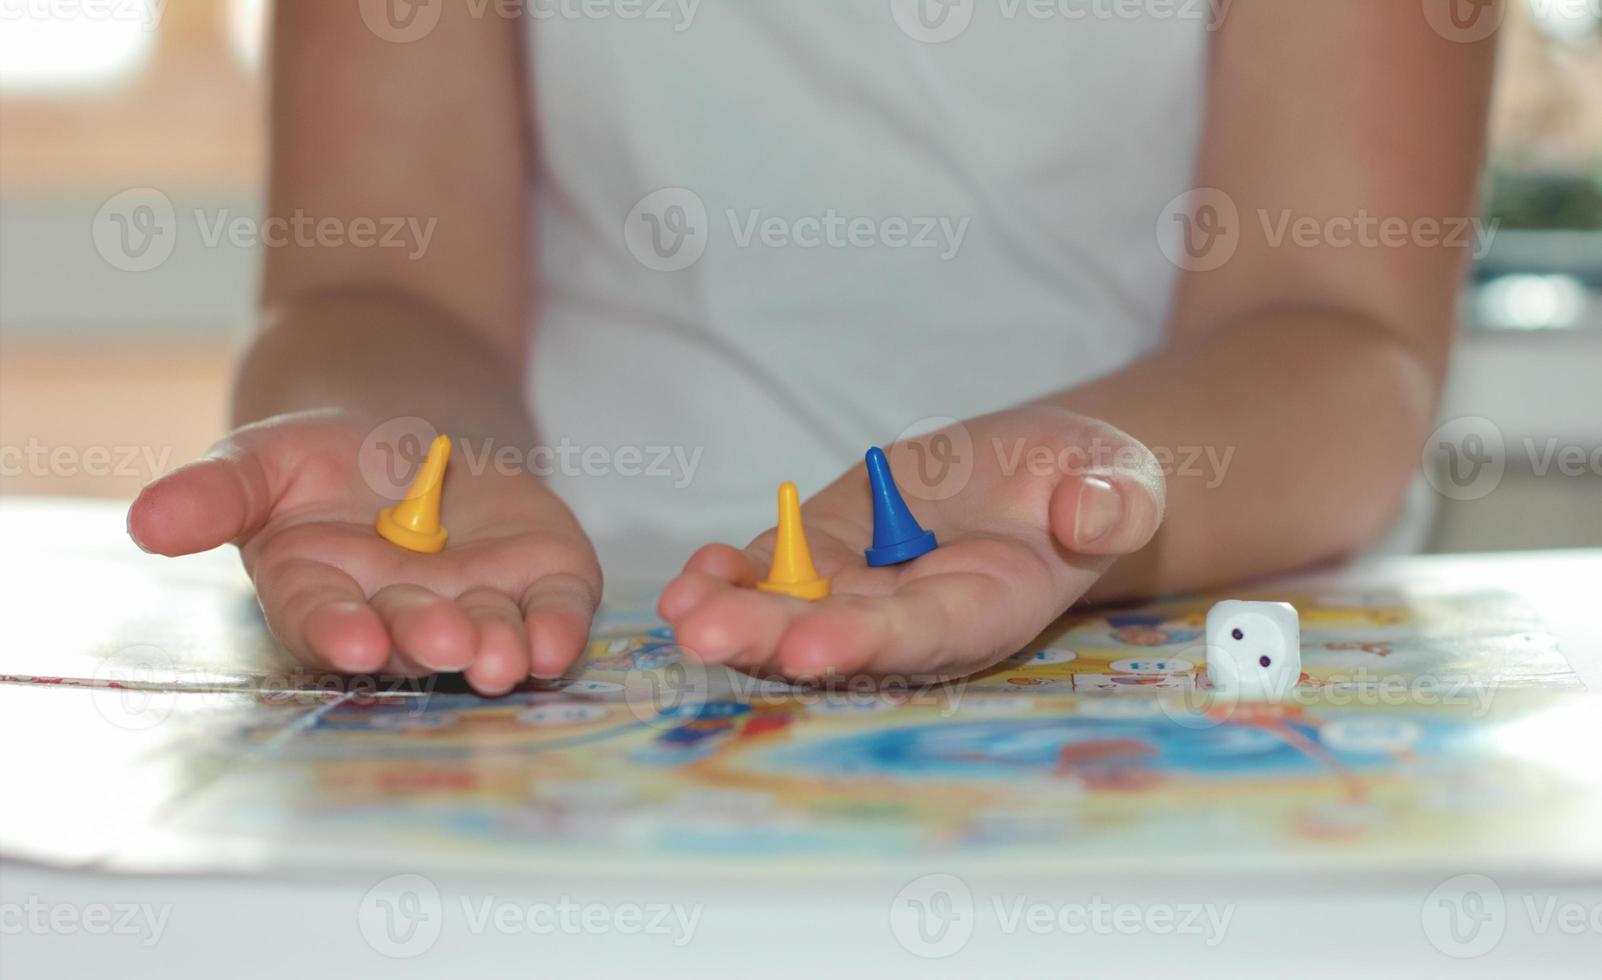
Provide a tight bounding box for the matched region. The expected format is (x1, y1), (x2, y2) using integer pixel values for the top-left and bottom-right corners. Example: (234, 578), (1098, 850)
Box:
(2, 499), (1599, 978)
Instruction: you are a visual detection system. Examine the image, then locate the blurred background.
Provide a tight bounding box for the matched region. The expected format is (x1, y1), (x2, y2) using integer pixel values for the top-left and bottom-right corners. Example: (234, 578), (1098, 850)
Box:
(0, 0), (1598, 552)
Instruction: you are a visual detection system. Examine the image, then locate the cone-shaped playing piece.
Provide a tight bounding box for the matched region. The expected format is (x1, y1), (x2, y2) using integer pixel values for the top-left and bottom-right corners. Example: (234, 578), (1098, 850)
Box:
(376, 435), (451, 553)
(756, 482), (831, 601)
(864, 446), (938, 567)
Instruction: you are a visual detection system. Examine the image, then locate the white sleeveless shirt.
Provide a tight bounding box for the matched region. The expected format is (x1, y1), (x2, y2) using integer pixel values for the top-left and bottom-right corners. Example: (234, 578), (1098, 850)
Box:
(525, 4), (1210, 566)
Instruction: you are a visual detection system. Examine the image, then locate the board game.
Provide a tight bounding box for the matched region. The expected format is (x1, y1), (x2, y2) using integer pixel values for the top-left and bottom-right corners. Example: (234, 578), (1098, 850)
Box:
(5, 542), (1599, 880)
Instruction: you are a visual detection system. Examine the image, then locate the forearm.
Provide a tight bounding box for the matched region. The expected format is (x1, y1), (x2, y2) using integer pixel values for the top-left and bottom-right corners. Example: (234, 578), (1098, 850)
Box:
(1054, 307), (1441, 600)
(235, 290), (536, 447)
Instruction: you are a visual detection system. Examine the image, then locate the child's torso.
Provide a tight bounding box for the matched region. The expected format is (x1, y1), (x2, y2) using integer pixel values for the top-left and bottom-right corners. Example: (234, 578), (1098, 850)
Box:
(524, 3), (1210, 560)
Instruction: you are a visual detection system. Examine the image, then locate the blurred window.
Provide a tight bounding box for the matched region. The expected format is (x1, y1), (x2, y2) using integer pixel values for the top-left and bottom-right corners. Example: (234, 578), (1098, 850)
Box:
(1477, 1), (1602, 332)
(0, 0), (160, 91)
(0, 0), (1596, 326)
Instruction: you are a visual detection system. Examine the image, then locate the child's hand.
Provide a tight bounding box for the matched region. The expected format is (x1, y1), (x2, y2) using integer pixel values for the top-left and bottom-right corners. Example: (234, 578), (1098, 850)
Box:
(127, 411), (601, 694)
(659, 406), (1164, 681)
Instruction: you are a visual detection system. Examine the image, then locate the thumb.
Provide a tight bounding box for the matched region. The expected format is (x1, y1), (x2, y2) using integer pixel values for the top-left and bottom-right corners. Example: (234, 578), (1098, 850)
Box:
(127, 443), (274, 557)
(1048, 451), (1166, 557)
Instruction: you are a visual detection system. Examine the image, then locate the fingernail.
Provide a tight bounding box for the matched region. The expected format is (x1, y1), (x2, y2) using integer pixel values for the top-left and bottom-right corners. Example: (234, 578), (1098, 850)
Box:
(1073, 477), (1123, 547)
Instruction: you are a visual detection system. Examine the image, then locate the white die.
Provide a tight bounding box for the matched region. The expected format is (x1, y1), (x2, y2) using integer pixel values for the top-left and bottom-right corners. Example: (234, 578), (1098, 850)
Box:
(1205, 601), (1301, 700)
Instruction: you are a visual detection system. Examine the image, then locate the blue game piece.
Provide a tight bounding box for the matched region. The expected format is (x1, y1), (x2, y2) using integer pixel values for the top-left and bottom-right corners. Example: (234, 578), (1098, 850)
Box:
(864, 447), (938, 567)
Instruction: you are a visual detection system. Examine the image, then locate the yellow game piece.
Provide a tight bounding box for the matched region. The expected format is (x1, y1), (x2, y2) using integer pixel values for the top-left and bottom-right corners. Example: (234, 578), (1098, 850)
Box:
(756, 482), (831, 601)
(376, 435), (451, 553)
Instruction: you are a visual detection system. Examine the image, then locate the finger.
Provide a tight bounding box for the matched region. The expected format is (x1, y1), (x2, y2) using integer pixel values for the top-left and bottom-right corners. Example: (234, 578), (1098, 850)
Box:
(657, 571), (717, 625)
(522, 573), (600, 679)
(778, 570), (1025, 680)
(672, 578), (797, 669)
(370, 584), (477, 673)
(253, 558), (389, 674)
(1048, 467), (1166, 556)
(127, 444), (274, 557)
(681, 543), (762, 587)
(456, 588), (530, 696)
(658, 546), (759, 621)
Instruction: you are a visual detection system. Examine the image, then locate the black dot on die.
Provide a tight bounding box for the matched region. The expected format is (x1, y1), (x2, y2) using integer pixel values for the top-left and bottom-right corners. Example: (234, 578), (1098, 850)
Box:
(1231, 628), (1244, 641)
(1259, 655), (1272, 668)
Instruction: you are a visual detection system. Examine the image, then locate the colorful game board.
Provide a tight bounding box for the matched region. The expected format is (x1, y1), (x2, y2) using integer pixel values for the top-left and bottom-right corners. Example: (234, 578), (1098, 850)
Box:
(8, 580), (1597, 880)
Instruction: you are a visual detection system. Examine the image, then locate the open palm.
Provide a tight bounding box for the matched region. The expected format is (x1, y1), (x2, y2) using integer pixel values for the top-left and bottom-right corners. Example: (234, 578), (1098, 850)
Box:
(128, 411), (601, 694)
(659, 407), (1165, 682)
